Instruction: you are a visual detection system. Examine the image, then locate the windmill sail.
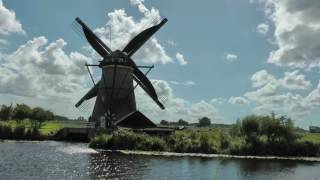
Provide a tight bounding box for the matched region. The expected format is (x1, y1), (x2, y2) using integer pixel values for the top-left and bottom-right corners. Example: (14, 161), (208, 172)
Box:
(75, 17), (112, 57)
(74, 16), (168, 128)
(123, 18), (168, 57)
(75, 81), (100, 107)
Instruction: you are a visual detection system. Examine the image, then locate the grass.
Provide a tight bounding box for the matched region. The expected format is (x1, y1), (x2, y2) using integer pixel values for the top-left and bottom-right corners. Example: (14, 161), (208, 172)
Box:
(0, 119), (88, 135)
(300, 133), (320, 144)
(89, 128), (320, 157)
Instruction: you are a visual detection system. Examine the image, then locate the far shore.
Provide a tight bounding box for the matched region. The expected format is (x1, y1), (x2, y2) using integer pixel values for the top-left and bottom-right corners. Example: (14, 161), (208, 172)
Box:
(1, 140), (320, 162)
(101, 149), (320, 162)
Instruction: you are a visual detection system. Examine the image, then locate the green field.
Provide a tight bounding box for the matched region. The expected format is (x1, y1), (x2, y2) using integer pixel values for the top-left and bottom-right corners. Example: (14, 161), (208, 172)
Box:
(0, 120), (88, 135)
(300, 133), (320, 144)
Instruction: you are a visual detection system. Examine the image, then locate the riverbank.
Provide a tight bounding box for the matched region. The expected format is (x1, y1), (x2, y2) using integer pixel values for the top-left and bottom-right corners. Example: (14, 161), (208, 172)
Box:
(111, 150), (320, 162)
(89, 128), (320, 157)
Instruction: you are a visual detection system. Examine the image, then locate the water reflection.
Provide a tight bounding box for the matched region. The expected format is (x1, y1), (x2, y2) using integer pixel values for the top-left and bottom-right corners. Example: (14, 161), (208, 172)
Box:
(88, 152), (150, 179)
(1, 141), (320, 180)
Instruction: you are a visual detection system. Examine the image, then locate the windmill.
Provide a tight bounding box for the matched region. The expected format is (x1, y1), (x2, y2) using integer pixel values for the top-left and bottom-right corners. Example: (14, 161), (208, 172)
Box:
(74, 17), (167, 129)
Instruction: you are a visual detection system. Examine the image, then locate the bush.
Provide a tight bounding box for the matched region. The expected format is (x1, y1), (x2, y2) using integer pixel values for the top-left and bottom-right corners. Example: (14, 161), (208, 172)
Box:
(241, 115), (260, 144)
(89, 130), (168, 151)
(12, 126), (26, 140)
(198, 117), (211, 127)
(219, 131), (231, 150)
(88, 126), (320, 157)
(0, 125), (13, 139)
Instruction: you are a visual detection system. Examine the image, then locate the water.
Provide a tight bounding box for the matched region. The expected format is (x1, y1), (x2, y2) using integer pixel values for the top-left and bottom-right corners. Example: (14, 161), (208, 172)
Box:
(0, 141), (320, 180)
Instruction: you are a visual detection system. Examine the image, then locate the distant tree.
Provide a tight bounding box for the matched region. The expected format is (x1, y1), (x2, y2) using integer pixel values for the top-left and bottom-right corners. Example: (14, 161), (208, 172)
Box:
(13, 104), (32, 124)
(198, 117), (211, 127)
(0, 104), (13, 121)
(76, 116), (86, 121)
(31, 107), (54, 128)
(177, 119), (189, 126)
(54, 115), (70, 121)
(229, 118), (241, 137)
(160, 120), (169, 126)
(241, 115), (260, 144)
(31, 107), (46, 128)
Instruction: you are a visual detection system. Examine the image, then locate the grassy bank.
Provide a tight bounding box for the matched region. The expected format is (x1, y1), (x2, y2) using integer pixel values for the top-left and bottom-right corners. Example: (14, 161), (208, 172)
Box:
(0, 120), (88, 140)
(90, 128), (320, 157)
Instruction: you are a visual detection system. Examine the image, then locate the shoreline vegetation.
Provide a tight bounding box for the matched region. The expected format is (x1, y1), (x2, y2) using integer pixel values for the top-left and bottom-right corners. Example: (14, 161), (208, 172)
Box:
(89, 114), (320, 157)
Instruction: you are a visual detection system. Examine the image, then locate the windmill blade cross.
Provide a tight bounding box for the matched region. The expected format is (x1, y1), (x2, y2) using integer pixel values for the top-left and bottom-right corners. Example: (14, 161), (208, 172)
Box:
(75, 17), (112, 57)
(122, 18), (168, 57)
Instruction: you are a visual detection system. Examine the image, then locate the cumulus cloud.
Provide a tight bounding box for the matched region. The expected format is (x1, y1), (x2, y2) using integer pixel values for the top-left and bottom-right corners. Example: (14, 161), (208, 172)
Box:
(242, 69), (318, 117)
(0, 36), (92, 101)
(169, 80), (195, 86)
(229, 96), (250, 105)
(255, 0), (320, 69)
(135, 79), (221, 123)
(225, 53), (238, 62)
(251, 69), (310, 90)
(93, 0), (171, 64)
(281, 70), (311, 90)
(0, 0), (24, 35)
(257, 23), (269, 35)
(251, 69), (276, 88)
(306, 81), (320, 107)
(210, 97), (226, 105)
(175, 52), (188, 65)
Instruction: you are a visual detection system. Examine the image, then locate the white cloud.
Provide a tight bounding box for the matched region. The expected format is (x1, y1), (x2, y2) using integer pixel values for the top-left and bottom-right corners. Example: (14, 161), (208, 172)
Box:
(175, 52), (188, 65)
(169, 80), (195, 86)
(210, 97), (226, 105)
(93, 1), (172, 64)
(0, 0), (24, 35)
(0, 36), (92, 102)
(229, 96), (250, 105)
(281, 70), (311, 90)
(242, 69), (318, 118)
(257, 23), (269, 35)
(135, 79), (221, 123)
(251, 69), (277, 88)
(167, 40), (176, 47)
(255, 0), (320, 69)
(225, 53), (238, 62)
(306, 81), (320, 107)
(251, 69), (310, 90)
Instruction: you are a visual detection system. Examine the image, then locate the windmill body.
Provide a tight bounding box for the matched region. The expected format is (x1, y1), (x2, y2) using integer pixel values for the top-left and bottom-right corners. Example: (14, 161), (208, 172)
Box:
(91, 52), (136, 126)
(74, 17), (167, 128)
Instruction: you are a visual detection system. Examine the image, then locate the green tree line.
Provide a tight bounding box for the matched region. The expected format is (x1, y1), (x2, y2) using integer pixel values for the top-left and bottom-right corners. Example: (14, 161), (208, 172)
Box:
(160, 117), (212, 127)
(0, 104), (54, 128)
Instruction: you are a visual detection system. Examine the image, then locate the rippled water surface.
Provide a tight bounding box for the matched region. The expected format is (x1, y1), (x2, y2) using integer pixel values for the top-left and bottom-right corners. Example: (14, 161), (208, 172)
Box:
(1, 141), (320, 179)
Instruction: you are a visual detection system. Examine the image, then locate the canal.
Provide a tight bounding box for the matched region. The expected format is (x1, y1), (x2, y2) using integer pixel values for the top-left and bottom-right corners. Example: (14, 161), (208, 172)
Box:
(0, 141), (320, 179)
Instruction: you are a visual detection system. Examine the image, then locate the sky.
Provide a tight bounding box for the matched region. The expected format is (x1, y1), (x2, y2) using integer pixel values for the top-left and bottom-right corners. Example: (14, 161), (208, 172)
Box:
(0, 0), (319, 128)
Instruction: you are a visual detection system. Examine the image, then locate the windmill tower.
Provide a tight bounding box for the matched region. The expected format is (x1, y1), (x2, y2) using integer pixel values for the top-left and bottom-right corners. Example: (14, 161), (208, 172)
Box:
(74, 17), (167, 129)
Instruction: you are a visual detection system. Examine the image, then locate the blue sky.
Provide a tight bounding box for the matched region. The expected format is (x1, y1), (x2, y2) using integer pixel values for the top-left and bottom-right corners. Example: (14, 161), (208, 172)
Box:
(0, 0), (320, 128)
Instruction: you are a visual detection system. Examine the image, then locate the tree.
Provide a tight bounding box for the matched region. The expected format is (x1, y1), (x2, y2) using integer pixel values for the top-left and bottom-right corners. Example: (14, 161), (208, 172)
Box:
(31, 107), (54, 128)
(13, 104), (32, 124)
(198, 117), (211, 127)
(241, 115), (260, 144)
(0, 104), (13, 121)
(230, 118), (241, 137)
(160, 120), (169, 126)
(259, 114), (297, 143)
(177, 119), (188, 126)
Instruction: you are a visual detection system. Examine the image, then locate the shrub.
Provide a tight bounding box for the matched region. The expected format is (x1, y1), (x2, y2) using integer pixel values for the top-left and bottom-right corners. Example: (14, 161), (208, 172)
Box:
(12, 126), (26, 140)
(219, 131), (231, 150)
(89, 130), (168, 151)
(0, 125), (12, 139)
